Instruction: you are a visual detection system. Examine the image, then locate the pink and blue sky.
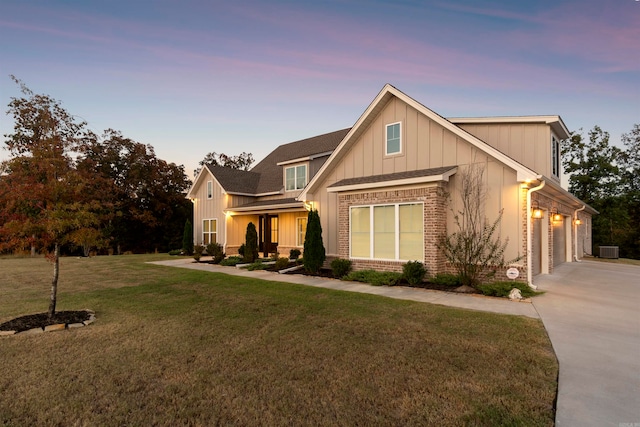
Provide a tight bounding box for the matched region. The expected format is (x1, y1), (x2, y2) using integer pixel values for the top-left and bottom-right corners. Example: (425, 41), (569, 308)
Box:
(1, 0), (638, 181)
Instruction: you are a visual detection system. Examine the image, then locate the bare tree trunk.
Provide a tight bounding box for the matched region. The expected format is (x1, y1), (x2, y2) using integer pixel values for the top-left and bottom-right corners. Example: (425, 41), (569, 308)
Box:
(48, 242), (60, 320)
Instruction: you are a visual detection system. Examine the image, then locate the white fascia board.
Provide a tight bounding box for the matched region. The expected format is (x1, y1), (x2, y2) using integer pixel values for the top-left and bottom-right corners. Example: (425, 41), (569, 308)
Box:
(225, 202), (305, 214)
(276, 151), (333, 167)
(186, 165), (214, 198)
(327, 169), (457, 193)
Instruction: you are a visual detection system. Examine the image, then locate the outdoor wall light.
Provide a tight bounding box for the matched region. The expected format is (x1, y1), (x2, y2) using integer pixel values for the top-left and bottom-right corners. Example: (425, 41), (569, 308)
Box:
(532, 208), (543, 219)
(553, 214), (563, 222)
(574, 219), (582, 225)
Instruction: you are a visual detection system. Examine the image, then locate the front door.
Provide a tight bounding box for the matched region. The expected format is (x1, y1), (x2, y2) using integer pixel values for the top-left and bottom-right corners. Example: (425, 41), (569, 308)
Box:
(259, 214), (278, 257)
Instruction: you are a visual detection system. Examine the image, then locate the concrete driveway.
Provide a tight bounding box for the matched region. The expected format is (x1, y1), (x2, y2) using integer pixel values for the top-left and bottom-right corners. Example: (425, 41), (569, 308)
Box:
(532, 260), (640, 427)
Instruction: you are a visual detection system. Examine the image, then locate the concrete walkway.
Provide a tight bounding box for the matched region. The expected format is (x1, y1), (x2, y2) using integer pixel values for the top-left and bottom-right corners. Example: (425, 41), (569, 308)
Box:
(149, 258), (539, 318)
(532, 260), (640, 427)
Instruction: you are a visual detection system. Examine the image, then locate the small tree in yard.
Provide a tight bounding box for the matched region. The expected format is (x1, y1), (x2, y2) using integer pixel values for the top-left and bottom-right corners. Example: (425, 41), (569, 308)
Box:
(437, 164), (519, 289)
(182, 220), (194, 255)
(303, 209), (326, 274)
(244, 222), (258, 263)
(0, 77), (101, 319)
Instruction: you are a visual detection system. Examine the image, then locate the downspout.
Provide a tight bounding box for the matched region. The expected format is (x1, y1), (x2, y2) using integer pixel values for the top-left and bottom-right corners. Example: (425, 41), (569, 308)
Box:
(526, 179), (546, 289)
(573, 205), (586, 262)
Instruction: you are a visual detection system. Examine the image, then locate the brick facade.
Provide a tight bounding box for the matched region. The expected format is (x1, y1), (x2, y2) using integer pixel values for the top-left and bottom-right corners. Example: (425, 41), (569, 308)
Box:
(336, 184), (448, 274)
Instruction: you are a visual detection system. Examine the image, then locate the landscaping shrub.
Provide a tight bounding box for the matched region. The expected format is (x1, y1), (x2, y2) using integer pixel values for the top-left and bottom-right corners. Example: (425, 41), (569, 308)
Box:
(403, 261), (427, 286)
(431, 273), (462, 288)
(275, 257), (290, 270)
(289, 249), (301, 260)
(330, 258), (352, 279)
(238, 244), (245, 257)
(193, 245), (204, 262)
(219, 256), (243, 266)
(246, 260), (269, 271)
(168, 249), (182, 256)
(182, 220), (193, 256)
(343, 269), (403, 286)
(303, 210), (326, 274)
(477, 281), (542, 298)
(207, 242), (225, 264)
(244, 223), (258, 263)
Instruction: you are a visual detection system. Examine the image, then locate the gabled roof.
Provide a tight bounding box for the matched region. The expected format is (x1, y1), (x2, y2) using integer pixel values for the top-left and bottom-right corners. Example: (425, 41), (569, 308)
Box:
(185, 128), (350, 198)
(299, 84), (541, 201)
(250, 128), (350, 194)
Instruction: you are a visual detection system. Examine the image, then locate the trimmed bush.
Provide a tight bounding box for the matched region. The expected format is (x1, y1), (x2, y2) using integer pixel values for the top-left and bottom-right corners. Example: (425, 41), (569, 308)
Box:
(182, 220), (193, 256)
(220, 256), (243, 266)
(431, 273), (462, 288)
(275, 257), (290, 270)
(477, 281), (542, 298)
(244, 223), (258, 263)
(238, 244), (245, 257)
(168, 249), (182, 256)
(193, 245), (204, 262)
(330, 258), (352, 279)
(246, 260), (269, 271)
(403, 261), (427, 286)
(343, 269), (403, 286)
(289, 249), (301, 260)
(303, 210), (326, 274)
(207, 242), (225, 264)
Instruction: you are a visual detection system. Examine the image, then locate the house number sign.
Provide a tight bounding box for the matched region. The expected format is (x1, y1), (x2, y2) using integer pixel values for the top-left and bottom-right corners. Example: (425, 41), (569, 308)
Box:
(506, 268), (520, 280)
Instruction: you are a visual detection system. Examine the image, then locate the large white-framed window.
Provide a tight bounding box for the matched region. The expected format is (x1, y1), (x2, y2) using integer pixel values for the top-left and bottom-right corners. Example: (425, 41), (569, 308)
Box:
(296, 217), (307, 247)
(203, 218), (217, 244)
(206, 181), (213, 199)
(285, 164), (307, 191)
(350, 202), (423, 261)
(385, 122), (402, 155)
(551, 136), (560, 177)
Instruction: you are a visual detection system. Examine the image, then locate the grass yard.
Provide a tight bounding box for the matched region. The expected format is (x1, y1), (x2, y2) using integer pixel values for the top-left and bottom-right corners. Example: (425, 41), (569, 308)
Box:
(0, 254), (558, 426)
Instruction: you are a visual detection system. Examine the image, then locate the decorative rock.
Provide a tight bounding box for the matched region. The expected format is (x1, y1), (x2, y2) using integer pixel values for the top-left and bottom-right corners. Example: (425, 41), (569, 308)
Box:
(0, 330), (16, 336)
(22, 327), (44, 335)
(44, 324), (66, 332)
(68, 323), (85, 329)
(83, 318), (95, 326)
(508, 288), (523, 301)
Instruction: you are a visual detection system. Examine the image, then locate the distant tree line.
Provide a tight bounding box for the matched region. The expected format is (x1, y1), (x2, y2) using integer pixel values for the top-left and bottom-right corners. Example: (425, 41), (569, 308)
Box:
(0, 76), (192, 257)
(563, 124), (640, 259)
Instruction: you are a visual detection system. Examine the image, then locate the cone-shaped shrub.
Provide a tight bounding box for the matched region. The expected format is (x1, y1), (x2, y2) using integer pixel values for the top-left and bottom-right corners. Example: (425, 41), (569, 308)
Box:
(303, 209), (326, 274)
(182, 220), (194, 255)
(244, 222), (259, 263)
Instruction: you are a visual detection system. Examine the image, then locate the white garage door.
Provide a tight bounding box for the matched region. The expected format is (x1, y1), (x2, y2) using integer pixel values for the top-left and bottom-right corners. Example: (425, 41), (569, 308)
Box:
(553, 220), (566, 267)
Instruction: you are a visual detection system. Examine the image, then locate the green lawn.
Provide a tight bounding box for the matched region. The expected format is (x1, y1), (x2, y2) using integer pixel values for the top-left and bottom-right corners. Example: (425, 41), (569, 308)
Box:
(0, 254), (557, 426)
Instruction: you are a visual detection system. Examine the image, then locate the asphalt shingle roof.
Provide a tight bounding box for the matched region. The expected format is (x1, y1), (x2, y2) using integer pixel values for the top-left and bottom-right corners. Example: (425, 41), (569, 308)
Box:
(208, 128), (350, 195)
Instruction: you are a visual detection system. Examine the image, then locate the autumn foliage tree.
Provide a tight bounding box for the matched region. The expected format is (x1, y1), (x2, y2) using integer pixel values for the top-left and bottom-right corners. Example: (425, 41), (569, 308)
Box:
(0, 77), (100, 319)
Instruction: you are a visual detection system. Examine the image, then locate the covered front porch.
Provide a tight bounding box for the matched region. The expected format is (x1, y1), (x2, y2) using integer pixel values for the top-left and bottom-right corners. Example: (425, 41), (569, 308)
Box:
(224, 198), (310, 258)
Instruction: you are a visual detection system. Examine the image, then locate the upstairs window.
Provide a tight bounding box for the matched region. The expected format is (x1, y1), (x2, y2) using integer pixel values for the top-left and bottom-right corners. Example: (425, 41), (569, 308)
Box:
(285, 164), (307, 191)
(207, 181), (213, 199)
(551, 137), (560, 177)
(385, 122), (401, 155)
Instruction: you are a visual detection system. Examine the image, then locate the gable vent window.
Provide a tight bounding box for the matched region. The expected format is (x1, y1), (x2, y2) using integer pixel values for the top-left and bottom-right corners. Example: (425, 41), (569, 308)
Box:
(285, 165), (307, 191)
(386, 122), (402, 155)
(207, 181), (213, 199)
(552, 137), (560, 177)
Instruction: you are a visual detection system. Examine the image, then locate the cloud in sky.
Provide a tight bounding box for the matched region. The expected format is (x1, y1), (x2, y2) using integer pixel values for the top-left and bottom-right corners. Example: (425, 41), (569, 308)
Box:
(1, 0), (638, 177)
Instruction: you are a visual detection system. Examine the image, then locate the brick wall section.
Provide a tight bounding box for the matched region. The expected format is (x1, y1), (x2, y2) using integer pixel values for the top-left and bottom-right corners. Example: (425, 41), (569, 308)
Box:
(336, 184), (448, 275)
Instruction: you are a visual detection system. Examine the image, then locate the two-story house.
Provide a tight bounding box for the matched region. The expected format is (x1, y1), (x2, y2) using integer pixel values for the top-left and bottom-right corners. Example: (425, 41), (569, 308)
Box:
(186, 84), (595, 286)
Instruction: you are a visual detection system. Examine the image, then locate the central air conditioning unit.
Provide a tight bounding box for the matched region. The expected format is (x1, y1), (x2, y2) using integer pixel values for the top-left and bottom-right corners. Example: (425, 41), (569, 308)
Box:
(599, 246), (619, 259)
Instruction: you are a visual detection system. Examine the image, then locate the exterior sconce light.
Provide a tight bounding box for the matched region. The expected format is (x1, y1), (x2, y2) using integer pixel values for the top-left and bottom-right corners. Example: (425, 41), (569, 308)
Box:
(553, 214), (563, 222)
(531, 202), (543, 219)
(574, 219), (582, 225)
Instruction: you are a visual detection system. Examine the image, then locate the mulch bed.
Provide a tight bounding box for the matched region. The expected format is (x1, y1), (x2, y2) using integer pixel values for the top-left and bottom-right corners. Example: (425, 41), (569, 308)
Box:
(0, 310), (92, 333)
